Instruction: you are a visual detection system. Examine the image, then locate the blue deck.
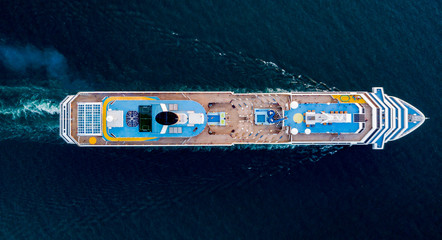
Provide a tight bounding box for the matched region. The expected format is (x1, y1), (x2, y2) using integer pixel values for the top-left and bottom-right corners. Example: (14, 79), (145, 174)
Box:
(104, 98), (206, 140)
(284, 103), (360, 133)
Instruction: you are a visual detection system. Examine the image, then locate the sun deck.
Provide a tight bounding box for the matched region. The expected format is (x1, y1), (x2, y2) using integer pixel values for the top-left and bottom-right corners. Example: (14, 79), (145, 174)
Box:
(102, 98), (206, 141)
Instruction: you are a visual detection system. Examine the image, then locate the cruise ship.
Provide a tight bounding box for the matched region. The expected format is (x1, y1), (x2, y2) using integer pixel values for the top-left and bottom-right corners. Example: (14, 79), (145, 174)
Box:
(59, 87), (425, 149)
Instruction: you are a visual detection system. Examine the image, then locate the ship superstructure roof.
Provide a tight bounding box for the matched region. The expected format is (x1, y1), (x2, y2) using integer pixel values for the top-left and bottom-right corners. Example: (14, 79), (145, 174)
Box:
(101, 97), (206, 141)
(60, 88), (425, 149)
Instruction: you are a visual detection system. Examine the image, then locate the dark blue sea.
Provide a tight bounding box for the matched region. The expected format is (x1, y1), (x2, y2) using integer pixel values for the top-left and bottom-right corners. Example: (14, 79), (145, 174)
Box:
(0, 0), (440, 239)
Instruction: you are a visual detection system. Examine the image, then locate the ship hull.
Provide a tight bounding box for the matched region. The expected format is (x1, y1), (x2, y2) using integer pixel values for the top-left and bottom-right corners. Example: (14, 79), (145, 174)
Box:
(60, 88), (425, 149)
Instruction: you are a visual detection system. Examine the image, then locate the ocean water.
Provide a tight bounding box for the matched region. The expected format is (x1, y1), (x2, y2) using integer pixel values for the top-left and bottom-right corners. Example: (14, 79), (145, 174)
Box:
(0, 0), (441, 239)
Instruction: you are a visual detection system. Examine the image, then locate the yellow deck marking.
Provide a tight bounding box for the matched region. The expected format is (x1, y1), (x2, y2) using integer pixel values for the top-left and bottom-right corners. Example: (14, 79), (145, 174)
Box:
(102, 96), (158, 142)
(340, 95), (350, 102)
(332, 95), (366, 103)
(89, 137), (97, 144)
(293, 113), (304, 124)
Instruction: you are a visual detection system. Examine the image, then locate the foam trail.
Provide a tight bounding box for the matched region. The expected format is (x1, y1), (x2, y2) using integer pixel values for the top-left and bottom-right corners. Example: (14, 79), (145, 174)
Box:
(1, 98), (59, 119)
(0, 85), (62, 142)
(0, 44), (68, 79)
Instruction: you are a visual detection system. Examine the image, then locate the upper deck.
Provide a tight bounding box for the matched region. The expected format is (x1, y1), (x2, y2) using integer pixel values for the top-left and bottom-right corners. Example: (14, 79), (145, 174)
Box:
(59, 88), (425, 149)
(102, 97), (207, 141)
